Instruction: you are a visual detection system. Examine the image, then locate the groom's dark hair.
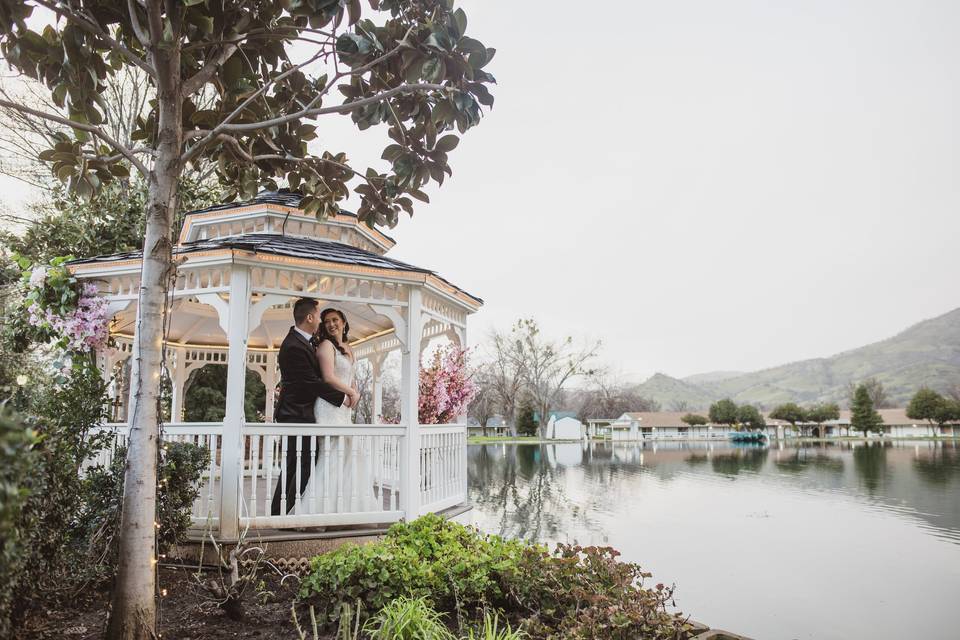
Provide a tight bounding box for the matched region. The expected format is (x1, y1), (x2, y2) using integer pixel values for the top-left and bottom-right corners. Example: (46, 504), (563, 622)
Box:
(293, 297), (318, 325)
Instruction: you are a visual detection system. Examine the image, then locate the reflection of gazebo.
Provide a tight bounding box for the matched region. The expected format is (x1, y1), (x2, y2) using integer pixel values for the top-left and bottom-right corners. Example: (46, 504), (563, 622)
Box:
(72, 191), (479, 541)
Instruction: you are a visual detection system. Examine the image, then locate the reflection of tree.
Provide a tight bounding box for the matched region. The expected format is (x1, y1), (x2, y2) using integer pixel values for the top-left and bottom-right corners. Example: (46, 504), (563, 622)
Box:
(852, 443), (890, 493)
(685, 453), (708, 467)
(468, 444), (596, 541)
(913, 444), (960, 487)
(774, 446), (845, 475)
(710, 447), (769, 476)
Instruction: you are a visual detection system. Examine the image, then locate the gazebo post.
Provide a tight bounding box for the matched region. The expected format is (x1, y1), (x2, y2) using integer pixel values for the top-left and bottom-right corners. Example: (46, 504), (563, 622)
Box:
(400, 288), (423, 519)
(169, 345), (187, 422)
(370, 353), (386, 424)
(219, 267), (251, 540)
(263, 351), (278, 422)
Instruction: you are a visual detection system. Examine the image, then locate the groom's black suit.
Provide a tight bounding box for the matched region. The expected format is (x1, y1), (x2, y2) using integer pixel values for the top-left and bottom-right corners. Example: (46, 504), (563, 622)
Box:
(270, 327), (346, 515)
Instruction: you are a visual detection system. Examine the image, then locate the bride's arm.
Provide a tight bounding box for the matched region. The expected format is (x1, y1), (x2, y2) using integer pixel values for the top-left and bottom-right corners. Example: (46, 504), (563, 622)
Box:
(316, 340), (356, 396)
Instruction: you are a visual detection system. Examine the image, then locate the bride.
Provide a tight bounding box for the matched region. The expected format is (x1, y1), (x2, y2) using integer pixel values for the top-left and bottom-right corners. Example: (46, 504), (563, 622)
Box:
(298, 308), (374, 514)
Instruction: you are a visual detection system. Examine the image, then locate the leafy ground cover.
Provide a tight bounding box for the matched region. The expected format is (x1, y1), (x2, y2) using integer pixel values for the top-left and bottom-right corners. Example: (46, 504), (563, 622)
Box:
(21, 515), (700, 639)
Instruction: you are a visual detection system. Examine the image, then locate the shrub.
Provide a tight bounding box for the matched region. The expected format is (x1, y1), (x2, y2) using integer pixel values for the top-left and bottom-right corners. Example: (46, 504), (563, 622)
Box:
(299, 515), (694, 639)
(3, 355), (209, 634)
(299, 514), (528, 627)
(503, 544), (690, 639)
(78, 440), (209, 569)
(0, 406), (38, 638)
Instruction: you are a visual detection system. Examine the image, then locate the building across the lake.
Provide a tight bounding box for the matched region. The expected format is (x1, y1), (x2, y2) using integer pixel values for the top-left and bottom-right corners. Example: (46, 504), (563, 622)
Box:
(587, 409), (958, 441)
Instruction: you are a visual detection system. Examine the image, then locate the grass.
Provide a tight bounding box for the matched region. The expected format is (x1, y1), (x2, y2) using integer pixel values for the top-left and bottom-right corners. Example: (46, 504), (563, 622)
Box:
(363, 597), (455, 640)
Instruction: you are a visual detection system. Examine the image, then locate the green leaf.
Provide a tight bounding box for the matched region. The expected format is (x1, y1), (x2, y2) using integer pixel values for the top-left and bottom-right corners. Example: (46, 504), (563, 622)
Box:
(421, 58), (445, 83)
(452, 8), (467, 39)
(435, 134), (459, 152)
(408, 189), (429, 203)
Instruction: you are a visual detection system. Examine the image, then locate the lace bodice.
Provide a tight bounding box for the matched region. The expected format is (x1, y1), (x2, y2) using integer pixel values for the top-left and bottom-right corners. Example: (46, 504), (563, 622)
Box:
(314, 346), (355, 425)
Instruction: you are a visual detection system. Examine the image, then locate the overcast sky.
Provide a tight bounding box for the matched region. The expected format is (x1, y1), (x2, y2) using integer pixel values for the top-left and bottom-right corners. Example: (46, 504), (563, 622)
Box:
(3, 0), (959, 381)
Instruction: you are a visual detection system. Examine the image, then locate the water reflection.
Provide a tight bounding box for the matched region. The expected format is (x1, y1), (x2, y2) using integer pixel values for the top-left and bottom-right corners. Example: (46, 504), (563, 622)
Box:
(468, 439), (960, 640)
(469, 439), (960, 545)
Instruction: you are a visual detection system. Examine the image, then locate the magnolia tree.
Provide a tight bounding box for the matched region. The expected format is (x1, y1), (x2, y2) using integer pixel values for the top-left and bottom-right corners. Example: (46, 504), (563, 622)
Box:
(0, 2), (494, 637)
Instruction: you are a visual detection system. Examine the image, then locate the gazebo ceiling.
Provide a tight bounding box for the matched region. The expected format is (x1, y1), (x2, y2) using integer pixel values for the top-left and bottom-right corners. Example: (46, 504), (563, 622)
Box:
(109, 296), (399, 349)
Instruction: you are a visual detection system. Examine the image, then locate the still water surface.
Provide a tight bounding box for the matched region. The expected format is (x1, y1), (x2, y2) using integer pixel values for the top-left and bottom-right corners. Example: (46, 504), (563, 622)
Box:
(466, 440), (960, 640)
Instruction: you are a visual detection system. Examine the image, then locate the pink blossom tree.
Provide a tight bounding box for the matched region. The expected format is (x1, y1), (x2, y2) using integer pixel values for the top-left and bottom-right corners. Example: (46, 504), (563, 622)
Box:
(419, 344), (477, 425)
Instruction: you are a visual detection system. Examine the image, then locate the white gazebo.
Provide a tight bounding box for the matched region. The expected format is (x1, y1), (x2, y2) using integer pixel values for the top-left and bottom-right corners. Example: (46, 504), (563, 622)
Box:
(73, 190), (480, 541)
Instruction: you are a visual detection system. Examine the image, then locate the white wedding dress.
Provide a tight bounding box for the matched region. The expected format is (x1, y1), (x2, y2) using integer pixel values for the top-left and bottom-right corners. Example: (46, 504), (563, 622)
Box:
(297, 348), (376, 514)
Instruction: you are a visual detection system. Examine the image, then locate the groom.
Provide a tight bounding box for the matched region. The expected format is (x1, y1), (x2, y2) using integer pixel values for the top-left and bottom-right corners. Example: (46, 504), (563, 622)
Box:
(270, 297), (349, 515)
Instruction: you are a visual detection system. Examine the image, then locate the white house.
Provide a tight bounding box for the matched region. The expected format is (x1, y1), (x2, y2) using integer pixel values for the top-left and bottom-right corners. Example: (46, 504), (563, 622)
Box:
(546, 415), (584, 440)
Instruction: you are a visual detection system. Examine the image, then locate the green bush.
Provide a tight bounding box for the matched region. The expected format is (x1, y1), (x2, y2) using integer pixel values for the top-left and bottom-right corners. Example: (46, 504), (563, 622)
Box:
(299, 515), (694, 639)
(0, 406), (38, 638)
(78, 440), (209, 568)
(3, 355), (209, 634)
(299, 514), (528, 627)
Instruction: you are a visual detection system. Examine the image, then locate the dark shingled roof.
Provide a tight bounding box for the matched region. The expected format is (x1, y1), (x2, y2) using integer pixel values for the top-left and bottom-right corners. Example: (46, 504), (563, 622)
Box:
(184, 189), (396, 244)
(70, 233), (481, 304)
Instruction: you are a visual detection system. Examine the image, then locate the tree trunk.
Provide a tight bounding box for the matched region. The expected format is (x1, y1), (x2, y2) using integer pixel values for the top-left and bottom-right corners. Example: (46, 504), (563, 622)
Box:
(106, 45), (182, 640)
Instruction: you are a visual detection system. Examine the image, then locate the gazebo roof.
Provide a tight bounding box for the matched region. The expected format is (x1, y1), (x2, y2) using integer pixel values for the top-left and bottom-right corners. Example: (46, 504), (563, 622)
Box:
(183, 190), (392, 242)
(70, 233), (481, 305)
(69, 191), (480, 350)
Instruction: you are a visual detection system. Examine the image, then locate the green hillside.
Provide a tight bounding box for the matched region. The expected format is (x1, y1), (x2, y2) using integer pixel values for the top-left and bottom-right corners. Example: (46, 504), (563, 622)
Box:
(637, 307), (960, 410)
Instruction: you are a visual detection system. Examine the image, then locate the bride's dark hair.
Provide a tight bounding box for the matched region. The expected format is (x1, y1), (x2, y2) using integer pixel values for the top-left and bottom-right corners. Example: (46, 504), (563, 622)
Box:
(317, 308), (349, 356)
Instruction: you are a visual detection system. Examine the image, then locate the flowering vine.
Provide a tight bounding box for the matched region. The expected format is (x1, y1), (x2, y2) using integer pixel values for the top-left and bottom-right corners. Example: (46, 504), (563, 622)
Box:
(419, 344), (477, 424)
(14, 254), (111, 354)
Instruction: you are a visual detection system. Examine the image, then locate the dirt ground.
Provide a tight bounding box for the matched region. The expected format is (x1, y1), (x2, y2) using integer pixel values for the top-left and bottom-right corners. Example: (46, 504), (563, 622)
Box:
(17, 566), (327, 640)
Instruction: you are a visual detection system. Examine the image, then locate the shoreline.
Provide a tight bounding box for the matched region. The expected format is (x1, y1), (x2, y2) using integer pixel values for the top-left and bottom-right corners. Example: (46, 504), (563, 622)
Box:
(468, 435), (959, 445)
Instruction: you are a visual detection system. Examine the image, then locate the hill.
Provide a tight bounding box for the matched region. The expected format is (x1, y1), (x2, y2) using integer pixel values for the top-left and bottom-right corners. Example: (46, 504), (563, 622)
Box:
(636, 307), (960, 410)
(634, 373), (717, 411)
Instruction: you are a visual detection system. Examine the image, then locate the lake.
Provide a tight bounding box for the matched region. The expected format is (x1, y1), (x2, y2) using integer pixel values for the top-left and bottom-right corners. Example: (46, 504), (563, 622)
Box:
(466, 440), (960, 640)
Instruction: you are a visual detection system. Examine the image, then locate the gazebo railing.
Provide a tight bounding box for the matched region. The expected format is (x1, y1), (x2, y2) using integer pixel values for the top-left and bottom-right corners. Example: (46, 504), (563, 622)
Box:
(419, 425), (468, 515)
(238, 424), (406, 528)
(87, 421), (468, 536)
(89, 423), (224, 528)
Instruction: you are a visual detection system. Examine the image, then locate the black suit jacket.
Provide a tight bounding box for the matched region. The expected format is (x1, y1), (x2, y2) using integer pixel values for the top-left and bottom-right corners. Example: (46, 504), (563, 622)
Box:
(274, 327), (346, 423)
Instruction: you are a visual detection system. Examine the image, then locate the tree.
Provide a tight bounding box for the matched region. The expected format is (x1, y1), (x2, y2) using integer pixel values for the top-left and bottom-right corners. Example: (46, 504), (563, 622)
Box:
(488, 328), (524, 436)
(850, 384), (883, 436)
(467, 369), (498, 436)
(709, 398), (739, 427)
(907, 387), (948, 427)
(573, 369), (658, 423)
(769, 402), (806, 428)
(0, 2), (495, 636)
(805, 402), (840, 436)
(515, 397), (537, 437)
(737, 404), (766, 430)
(506, 319), (599, 438)
(846, 377), (891, 409)
(681, 413), (708, 426)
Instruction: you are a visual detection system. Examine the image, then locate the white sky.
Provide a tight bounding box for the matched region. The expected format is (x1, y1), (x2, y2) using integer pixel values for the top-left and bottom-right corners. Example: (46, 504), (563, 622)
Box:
(3, 0), (959, 380)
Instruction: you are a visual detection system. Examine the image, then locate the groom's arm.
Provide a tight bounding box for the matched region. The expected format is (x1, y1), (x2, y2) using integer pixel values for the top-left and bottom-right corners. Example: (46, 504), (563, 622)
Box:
(281, 345), (346, 408)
